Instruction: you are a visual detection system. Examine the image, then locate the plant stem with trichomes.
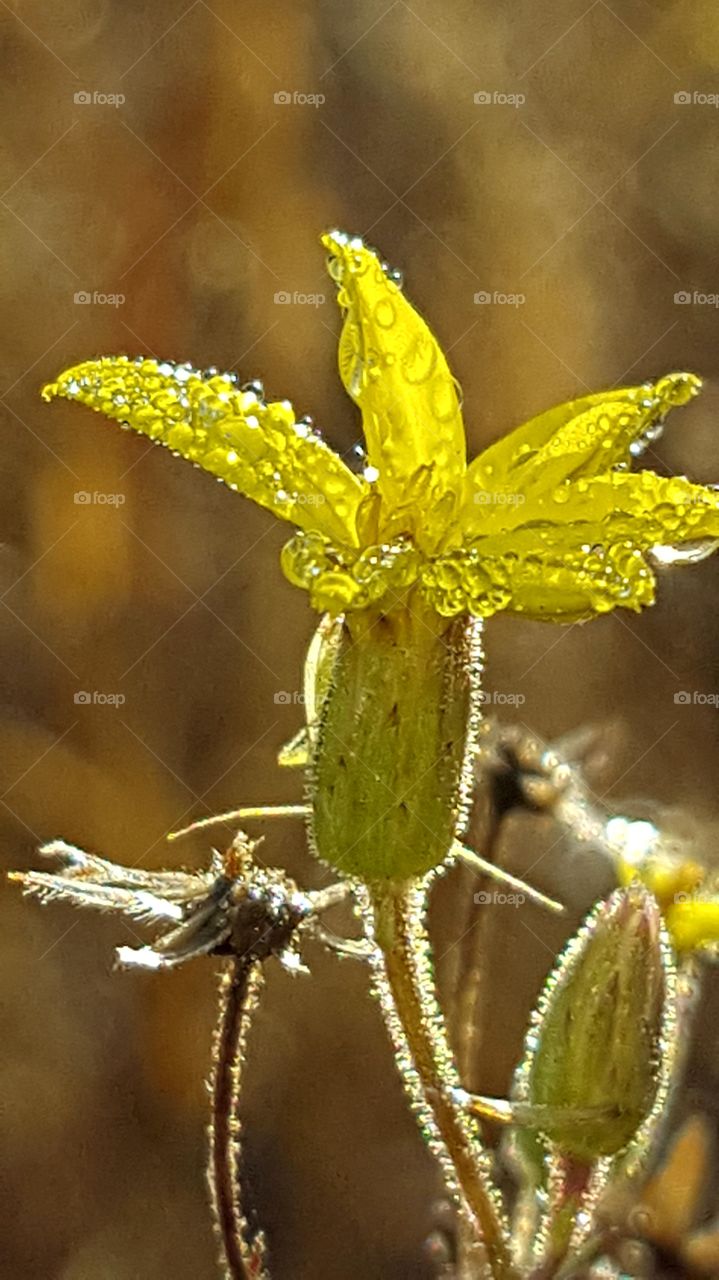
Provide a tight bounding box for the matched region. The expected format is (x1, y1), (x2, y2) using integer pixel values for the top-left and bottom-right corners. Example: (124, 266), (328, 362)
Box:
(209, 959), (269, 1280)
(366, 878), (516, 1280)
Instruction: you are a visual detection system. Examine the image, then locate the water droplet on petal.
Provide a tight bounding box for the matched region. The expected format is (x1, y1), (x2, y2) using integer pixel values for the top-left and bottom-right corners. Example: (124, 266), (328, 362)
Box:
(650, 539), (719, 566)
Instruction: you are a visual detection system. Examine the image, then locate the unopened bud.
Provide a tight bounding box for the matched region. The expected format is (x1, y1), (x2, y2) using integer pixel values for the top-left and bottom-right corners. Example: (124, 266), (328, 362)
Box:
(517, 884), (673, 1161)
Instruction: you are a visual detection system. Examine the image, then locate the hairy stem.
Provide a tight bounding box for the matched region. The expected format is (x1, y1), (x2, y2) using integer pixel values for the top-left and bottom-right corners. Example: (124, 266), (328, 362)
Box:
(366, 878), (515, 1280)
(527, 1158), (592, 1280)
(209, 959), (269, 1280)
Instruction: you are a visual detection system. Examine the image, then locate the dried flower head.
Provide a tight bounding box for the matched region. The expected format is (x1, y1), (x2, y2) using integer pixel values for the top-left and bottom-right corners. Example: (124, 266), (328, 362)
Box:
(11, 836), (325, 972)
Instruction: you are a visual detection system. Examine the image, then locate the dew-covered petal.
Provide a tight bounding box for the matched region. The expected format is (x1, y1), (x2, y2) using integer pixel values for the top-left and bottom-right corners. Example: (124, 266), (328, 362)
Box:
(322, 231), (466, 534)
(462, 372), (701, 521)
(560, 470), (719, 549)
(281, 529), (421, 614)
(420, 525), (657, 622)
(426, 466), (719, 620)
(43, 357), (366, 547)
(458, 467), (719, 550)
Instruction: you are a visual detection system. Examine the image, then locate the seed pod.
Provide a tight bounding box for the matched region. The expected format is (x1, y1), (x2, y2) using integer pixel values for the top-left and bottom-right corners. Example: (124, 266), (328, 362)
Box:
(516, 884), (674, 1162)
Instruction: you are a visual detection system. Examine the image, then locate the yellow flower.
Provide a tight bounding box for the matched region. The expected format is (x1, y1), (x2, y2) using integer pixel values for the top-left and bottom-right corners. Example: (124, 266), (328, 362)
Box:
(615, 847), (719, 954)
(610, 813), (719, 953)
(42, 231), (719, 625)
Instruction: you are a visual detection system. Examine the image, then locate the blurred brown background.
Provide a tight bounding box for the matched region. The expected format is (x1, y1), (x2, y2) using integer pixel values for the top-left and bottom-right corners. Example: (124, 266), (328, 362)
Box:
(2, 2), (719, 1277)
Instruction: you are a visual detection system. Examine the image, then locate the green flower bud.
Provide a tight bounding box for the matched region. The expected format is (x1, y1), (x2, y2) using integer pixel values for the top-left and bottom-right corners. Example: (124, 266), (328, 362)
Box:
(516, 884), (674, 1162)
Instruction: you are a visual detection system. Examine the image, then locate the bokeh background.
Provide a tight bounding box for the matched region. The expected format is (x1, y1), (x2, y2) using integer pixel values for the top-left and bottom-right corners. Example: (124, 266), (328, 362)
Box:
(2, 2), (719, 1276)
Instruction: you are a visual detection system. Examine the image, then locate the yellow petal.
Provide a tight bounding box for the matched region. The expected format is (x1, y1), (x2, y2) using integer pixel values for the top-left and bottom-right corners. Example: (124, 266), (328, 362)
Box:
(322, 231), (465, 534)
(463, 372), (701, 513)
(664, 900), (719, 952)
(43, 357), (366, 547)
(459, 468), (719, 548)
(433, 465), (719, 620)
(420, 525), (657, 621)
(617, 856), (705, 909)
(281, 530), (420, 614)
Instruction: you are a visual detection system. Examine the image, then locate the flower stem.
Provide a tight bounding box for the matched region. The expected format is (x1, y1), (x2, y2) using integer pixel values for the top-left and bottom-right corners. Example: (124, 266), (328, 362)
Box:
(366, 878), (515, 1280)
(527, 1157), (592, 1280)
(209, 958), (269, 1280)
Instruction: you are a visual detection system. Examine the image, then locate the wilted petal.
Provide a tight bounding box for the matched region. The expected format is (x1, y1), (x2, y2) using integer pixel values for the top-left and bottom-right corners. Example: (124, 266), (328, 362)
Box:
(11, 840), (209, 923)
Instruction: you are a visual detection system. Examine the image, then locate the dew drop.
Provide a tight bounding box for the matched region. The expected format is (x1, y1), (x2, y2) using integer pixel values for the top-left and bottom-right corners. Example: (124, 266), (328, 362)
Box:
(650, 539), (719, 566)
(373, 297), (396, 329)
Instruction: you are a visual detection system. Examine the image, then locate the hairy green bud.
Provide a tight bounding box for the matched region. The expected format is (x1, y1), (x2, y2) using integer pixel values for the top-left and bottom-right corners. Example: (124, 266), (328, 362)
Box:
(518, 884), (673, 1162)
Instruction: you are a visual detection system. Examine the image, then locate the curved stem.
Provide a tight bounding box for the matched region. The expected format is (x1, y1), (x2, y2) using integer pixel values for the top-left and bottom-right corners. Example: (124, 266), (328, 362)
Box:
(366, 878), (515, 1280)
(209, 959), (269, 1280)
